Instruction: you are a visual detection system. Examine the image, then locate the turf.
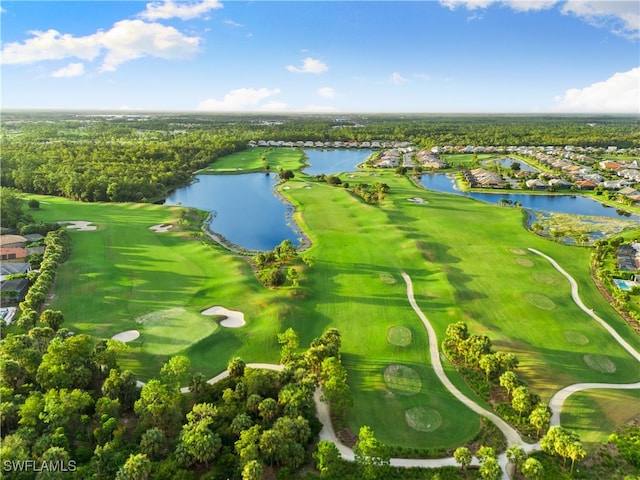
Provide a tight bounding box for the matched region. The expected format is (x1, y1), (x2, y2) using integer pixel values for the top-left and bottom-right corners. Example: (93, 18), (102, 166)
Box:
(561, 389), (640, 450)
(200, 147), (306, 173)
(28, 150), (640, 449)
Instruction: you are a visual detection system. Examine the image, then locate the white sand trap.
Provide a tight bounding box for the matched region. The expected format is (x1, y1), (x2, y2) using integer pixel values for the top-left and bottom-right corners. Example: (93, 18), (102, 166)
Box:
(407, 197), (426, 204)
(59, 220), (97, 231)
(201, 306), (246, 328)
(149, 223), (173, 233)
(111, 330), (140, 342)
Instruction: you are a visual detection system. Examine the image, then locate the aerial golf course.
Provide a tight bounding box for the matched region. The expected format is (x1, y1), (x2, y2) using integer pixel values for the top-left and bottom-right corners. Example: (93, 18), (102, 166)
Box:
(30, 148), (640, 452)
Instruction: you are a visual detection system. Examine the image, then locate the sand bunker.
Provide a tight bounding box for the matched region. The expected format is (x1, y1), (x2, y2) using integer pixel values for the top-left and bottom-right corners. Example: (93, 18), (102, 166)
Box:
(407, 197), (427, 204)
(111, 330), (140, 342)
(201, 306), (246, 328)
(59, 221), (97, 231)
(150, 223), (173, 233)
(509, 248), (527, 255)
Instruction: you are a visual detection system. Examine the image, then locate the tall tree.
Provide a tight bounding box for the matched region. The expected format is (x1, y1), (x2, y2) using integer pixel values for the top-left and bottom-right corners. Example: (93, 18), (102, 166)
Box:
(314, 441), (341, 478)
(528, 404), (551, 436)
(115, 453), (152, 480)
(354, 425), (390, 480)
(520, 457), (544, 480)
(453, 446), (472, 471)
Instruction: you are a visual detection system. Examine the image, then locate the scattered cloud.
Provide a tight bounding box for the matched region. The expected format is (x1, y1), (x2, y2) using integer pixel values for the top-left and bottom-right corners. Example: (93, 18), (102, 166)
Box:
(140, 0), (222, 21)
(561, 0), (640, 40)
(286, 57), (328, 74)
(197, 87), (282, 111)
(317, 87), (337, 99)
(439, 0), (639, 38)
(224, 19), (243, 28)
(552, 67), (640, 113)
(440, 0), (500, 10)
(0, 19), (201, 72)
(51, 62), (85, 77)
(390, 72), (408, 84)
(99, 20), (200, 71)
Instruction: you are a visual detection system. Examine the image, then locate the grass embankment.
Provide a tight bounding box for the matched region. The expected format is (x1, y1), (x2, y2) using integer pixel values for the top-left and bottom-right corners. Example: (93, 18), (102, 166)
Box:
(199, 147), (306, 174)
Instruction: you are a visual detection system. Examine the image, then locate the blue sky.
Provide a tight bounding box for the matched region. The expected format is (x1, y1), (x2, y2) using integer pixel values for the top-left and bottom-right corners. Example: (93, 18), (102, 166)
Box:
(1, 0), (638, 113)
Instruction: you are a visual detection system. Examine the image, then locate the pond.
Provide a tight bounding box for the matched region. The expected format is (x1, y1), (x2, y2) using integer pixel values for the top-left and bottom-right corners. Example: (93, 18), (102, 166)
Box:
(418, 173), (638, 219)
(483, 157), (538, 173)
(165, 173), (300, 251)
(303, 149), (374, 176)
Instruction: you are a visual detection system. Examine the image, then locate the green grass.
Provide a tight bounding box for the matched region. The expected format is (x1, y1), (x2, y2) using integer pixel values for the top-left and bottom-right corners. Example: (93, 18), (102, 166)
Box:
(200, 147), (306, 173)
(30, 196), (283, 379)
(27, 149), (640, 450)
(561, 389), (640, 450)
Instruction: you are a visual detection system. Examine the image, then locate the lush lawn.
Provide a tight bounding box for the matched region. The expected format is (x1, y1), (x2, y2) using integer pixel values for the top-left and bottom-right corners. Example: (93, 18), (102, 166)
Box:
(27, 149), (640, 449)
(561, 389), (640, 451)
(200, 147), (306, 173)
(30, 196), (284, 379)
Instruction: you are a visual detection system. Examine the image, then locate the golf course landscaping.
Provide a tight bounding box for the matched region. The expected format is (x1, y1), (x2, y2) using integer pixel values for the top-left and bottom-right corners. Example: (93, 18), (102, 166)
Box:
(29, 148), (640, 453)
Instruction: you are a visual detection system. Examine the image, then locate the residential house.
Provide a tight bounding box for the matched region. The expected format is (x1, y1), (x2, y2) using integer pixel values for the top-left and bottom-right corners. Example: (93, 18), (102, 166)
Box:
(0, 278), (30, 304)
(0, 262), (31, 281)
(575, 180), (598, 190)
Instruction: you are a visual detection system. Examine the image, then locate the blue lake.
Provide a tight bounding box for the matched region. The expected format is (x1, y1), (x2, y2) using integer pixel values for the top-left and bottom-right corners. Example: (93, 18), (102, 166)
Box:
(164, 173), (299, 251)
(303, 149), (373, 176)
(483, 157), (538, 173)
(418, 173), (638, 219)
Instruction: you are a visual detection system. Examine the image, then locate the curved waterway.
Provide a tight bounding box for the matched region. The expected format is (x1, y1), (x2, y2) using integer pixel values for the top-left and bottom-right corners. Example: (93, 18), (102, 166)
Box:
(419, 173), (638, 219)
(164, 173), (300, 251)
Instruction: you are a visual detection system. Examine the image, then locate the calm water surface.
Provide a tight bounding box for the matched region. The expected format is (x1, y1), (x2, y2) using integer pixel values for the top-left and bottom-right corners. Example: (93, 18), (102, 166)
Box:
(165, 173), (299, 251)
(303, 149), (373, 176)
(419, 173), (637, 219)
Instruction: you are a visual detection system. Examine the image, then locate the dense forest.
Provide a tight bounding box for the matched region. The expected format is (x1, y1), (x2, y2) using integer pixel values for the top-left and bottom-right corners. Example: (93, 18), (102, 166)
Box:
(1, 112), (638, 204)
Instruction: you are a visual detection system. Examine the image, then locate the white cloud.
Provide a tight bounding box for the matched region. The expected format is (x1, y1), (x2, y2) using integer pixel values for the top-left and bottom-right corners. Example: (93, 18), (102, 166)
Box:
(1, 29), (102, 64)
(317, 87), (337, 99)
(561, 0), (640, 39)
(99, 20), (201, 71)
(140, 0), (222, 21)
(286, 57), (328, 74)
(440, 0), (638, 38)
(390, 72), (408, 84)
(224, 19), (243, 28)
(552, 67), (640, 113)
(51, 62), (85, 78)
(197, 87), (282, 111)
(440, 0), (499, 10)
(0, 19), (201, 72)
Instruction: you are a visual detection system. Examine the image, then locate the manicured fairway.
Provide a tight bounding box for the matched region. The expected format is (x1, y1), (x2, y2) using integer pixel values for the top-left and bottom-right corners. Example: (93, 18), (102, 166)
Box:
(561, 388), (640, 450)
(28, 149), (640, 449)
(200, 147), (306, 173)
(30, 196), (284, 379)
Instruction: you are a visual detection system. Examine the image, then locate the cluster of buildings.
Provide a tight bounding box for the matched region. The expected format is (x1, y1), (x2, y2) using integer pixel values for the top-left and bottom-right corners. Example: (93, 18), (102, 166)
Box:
(248, 139), (411, 149)
(0, 234), (43, 305)
(369, 148), (448, 169)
